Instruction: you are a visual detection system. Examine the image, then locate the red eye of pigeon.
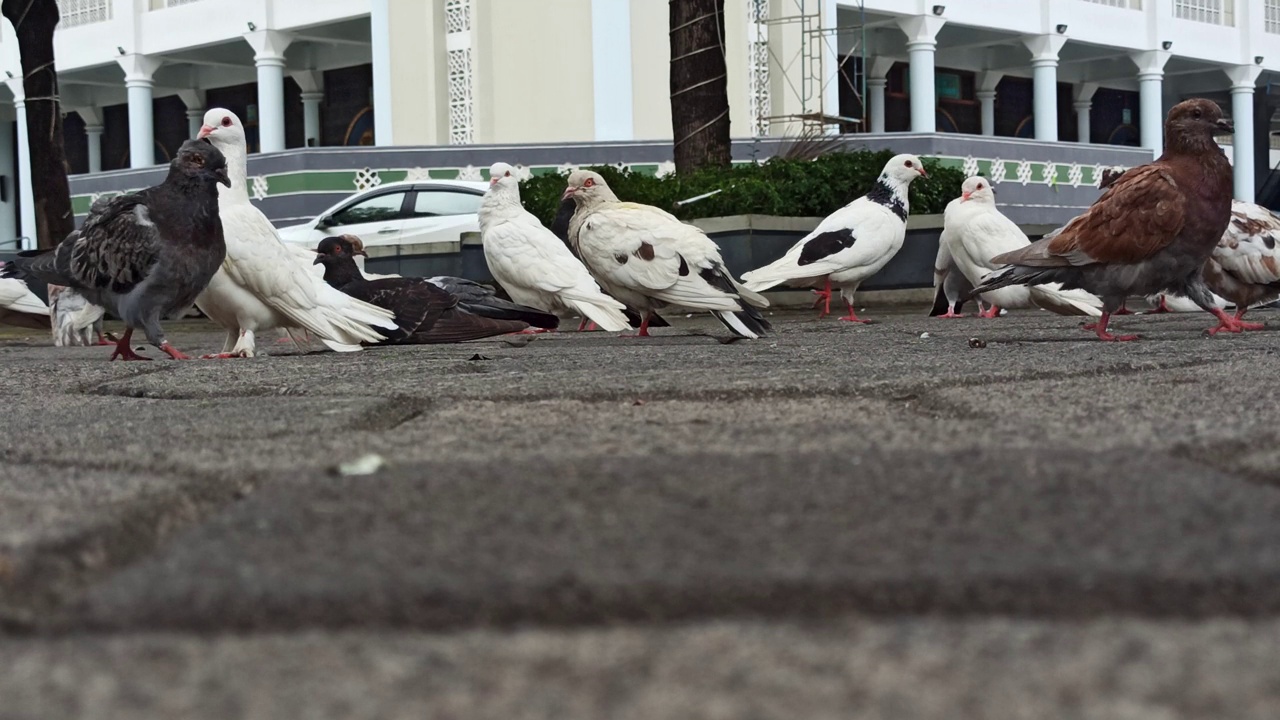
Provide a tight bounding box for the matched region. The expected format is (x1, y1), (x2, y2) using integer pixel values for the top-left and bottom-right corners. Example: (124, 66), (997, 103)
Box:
(904, 160), (913, 168)
(584, 178), (595, 188)
(221, 117), (232, 127)
(505, 171), (511, 177)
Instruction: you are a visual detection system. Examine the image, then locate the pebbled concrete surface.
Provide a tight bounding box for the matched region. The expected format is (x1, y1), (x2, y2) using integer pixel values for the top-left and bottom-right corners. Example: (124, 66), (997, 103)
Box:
(3, 307), (1280, 718)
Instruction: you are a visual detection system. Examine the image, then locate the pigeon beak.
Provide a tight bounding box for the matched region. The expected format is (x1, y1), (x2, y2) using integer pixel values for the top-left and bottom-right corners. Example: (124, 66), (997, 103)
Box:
(918, 167), (929, 178)
(197, 125), (215, 139)
(489, 177), (499, 187)
(215, 167), (231, 187)
(561, 186), (577, 201)
(1215, 118), (1234, 133)
(354, 249), (368, 257)
(961, 191), (971, 201)
(312, 254), (324, 265)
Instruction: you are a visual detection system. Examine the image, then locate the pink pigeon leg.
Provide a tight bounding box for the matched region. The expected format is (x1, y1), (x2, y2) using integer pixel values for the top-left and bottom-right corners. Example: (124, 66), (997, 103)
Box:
(978, 304), (1001, 319)
(1205, 307), (1254, 336)
(1232, 307), (1264, 331)
(622, 314), (653, 338)
(838, 299), (872, 324)
(812, 277), (833, 318)
(1087, 312), (1139, 342)
(108, 329), (151, 361)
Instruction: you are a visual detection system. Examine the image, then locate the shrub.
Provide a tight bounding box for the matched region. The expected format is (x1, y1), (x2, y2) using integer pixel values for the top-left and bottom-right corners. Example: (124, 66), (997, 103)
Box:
(518, 149), (965, 228)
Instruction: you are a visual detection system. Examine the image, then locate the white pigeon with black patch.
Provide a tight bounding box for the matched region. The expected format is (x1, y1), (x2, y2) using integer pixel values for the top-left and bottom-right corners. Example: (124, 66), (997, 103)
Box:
(741, 153), (926, 323)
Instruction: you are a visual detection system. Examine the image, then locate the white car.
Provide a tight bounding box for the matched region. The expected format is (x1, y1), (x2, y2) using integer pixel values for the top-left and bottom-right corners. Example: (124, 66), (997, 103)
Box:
(275, 179), (490, 250)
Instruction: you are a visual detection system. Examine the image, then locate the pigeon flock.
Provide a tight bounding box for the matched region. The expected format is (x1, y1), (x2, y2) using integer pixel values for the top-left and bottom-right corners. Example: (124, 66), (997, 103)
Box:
(1, 98), (1278, 357)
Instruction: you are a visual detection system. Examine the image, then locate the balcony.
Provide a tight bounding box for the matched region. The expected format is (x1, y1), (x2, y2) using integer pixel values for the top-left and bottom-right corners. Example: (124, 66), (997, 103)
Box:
(1173, 0), (1234, 26)
(57, 0), (111, 28)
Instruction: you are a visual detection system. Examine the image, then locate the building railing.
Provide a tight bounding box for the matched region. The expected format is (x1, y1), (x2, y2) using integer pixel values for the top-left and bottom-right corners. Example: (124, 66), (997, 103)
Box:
(163, 0), (204, 6)
(1173, 0), (1234, 26)
(57, 0), (111, 28)
(1079, 0), (1141, 9)
(1267, 0), (1280, 33)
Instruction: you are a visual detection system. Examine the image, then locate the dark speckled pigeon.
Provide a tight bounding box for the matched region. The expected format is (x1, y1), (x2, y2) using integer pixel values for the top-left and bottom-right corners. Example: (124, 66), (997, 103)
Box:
(968, 98), (1237, 341)
(0, 140), (230, 359)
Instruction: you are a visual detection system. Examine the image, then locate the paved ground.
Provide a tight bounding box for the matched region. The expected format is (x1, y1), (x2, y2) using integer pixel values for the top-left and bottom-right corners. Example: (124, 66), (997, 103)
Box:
(4, 303), (1280, 719)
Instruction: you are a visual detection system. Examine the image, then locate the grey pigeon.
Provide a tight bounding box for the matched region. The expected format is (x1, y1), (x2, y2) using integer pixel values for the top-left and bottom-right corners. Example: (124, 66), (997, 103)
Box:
(967, 98), (1236, 341)
(1, 140), (231, 359)
(425, 275), (561, 329)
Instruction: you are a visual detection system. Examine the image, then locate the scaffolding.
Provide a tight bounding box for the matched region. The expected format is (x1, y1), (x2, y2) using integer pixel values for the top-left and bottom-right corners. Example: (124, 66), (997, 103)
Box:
(752, 0), (866, 136)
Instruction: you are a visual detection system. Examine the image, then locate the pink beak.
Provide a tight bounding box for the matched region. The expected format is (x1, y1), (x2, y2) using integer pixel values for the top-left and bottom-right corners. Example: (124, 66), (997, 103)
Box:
(918, 167), (929, 178)
(961, 191), (971, 201)
(489, 176), (499, 187)
(197, 125), (215, 139)
(561, 186), (577, 201)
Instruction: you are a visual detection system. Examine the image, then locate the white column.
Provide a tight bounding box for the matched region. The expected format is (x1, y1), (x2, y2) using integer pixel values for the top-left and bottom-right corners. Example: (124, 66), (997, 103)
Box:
(1131, 51), (1169, 158)
(1226, 65), (1264, 201)
(176, 89), (205, 140)
(6, 80), (34, 249)
(976, 71), (1002, 137)
(1073, 102), (1091, 144)
(590, 0), (634, 140)
(85, 125), (103, 173)
(301, 92), (323, 147)
(977, 92), (996, 136)
(245, 31), (293, 153)
(370, 0), (394, 146)
(867, 78), (886, 133)
(184, 109), (202, 140)
(117, 54), (162, 168)
(1023, 35), (1066, 142)
(898, 16), (945, 133)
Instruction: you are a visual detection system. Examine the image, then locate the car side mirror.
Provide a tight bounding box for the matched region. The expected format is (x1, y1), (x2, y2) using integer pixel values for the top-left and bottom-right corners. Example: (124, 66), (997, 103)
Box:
(319, 215), (337, 228)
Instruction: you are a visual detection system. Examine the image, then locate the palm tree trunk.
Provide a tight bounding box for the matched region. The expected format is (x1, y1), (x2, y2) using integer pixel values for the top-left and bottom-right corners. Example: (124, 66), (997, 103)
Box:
(669, 0), (731, 174)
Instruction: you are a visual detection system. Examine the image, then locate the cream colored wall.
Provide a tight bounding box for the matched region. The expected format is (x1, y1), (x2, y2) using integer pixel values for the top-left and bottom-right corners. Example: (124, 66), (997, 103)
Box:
(472, 0), (595, 144)
(386, 0), (447, 145)
(628, 0), (670, 141)
(723, 0), (752, 139)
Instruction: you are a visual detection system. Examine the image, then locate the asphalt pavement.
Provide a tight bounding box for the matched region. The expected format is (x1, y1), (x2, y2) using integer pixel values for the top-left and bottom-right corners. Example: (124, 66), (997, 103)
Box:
(3, 304), (1280, 719)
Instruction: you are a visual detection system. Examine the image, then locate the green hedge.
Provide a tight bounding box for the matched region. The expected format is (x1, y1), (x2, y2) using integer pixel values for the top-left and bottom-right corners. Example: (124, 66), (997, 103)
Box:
(518, 149), (965, 228)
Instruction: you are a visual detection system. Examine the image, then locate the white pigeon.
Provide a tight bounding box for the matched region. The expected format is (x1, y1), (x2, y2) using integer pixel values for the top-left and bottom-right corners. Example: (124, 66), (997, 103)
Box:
(741, 153), (926, 324)
(1199, 200), (1280, 329)
(0, 268), (50, 330)
(48, 285), (106, 346)
(563, 170), (770, 338)
(194, 109), (396, 357)
(930, 208), (981, 318)
(944, 176), (1102, 317)
(478, 162), (629, 333)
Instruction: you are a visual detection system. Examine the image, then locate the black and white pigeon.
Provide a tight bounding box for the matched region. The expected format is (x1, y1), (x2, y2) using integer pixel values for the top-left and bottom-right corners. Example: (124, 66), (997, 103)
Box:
(314, 238), (530, 343)
(1, 140), (230, 360)
(741, 153), (927, 323)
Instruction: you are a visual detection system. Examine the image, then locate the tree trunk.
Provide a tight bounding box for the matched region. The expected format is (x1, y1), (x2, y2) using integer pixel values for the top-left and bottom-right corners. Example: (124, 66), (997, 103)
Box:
(2, 0), (73, 250)
(669, 0), (731, 174)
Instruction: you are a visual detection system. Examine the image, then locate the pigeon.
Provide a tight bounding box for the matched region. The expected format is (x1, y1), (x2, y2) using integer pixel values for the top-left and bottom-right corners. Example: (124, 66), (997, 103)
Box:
(480, 163), (632, 333)
(194, 108), (398, 358)
(331, 234), (561, 329)
(930, 196), (976, 318)
(1200, 201), (1280, 329)
(943, 176), (1102, 317)
(967, 98), (1237, 341)
(550, 194), (670, 332)
(314, 238), (529, 343)
(0, 140), (230, 360)
(563, 169), (770, 338)
(0, 268), (51, 331)
(741, 153), (928, 323)
(48, 285), (107, 346)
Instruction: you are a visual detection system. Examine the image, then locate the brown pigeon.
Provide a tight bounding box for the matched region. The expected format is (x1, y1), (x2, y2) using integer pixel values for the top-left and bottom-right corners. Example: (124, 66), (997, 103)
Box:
(967, 98), (1236, 341)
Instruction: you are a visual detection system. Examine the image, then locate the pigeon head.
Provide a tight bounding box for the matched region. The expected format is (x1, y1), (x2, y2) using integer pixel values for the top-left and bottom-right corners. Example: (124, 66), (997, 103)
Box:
(173, 139), (232, 188)
(340, 235), (368, 256)
(311, 249), (363, 286)
(315, 235), (367, 260)
(488, 162), (518, 191)
(562, 170), (617, 206)
(197, 108), (246, 150)
(881, 154), (928, 186)
(959, 176), (994, 204)
(1165, 98), (1232, 154)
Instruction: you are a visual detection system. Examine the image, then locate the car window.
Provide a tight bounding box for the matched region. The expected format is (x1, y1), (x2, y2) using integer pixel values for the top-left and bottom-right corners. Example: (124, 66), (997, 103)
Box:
(330, 192), (408, 226)
(410, 190), (483, 218)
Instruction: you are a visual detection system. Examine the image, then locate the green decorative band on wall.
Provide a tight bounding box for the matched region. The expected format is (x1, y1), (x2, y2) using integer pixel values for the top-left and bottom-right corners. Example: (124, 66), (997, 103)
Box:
(69, 155), (1123, 217)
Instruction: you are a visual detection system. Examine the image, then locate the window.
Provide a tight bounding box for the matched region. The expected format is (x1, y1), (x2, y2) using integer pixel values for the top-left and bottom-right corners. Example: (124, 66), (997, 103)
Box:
(330, 192), (408, 226)
(410, 190), (483, 217)
(1174, 0), (1234, 26)
(1080, 0), (1140, 8)
(1267, 0), (1280, 33)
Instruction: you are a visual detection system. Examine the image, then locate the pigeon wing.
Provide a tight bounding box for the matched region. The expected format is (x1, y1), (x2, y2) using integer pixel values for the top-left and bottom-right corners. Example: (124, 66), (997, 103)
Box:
(1214, 203), (1280, 286)
(70, 193), (162, 294)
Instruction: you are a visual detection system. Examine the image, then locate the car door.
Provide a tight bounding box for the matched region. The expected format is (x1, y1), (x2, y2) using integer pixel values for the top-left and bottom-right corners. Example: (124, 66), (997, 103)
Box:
(318, 189), (412, 246)
(397, 188), (486, 246)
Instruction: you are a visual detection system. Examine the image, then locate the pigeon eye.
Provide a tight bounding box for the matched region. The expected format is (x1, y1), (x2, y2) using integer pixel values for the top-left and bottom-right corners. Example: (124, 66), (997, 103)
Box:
(584, 178), (595, 188)
(505, 171), (511, 177)
(1193, 109), (1202, 119)
(221, 117), (232, 127)
(904, 160), (913, 168)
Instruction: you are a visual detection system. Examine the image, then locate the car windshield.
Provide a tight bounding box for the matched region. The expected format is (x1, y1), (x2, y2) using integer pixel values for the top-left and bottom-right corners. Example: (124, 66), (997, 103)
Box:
(410, 190), (483, 217)
(330, 192), (407, 226)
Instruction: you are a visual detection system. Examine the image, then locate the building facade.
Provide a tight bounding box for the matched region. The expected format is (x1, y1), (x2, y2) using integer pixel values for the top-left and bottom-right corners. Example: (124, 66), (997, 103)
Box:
(0, 0), (1276, 246)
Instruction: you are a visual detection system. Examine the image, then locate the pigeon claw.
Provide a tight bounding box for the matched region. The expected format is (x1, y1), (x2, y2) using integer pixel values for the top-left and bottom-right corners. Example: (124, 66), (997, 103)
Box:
(1205, 308), (1255, 336)
(200, 352), (248, 360)
(978, 305), (1001, 319)
(935, 309), (965, 319)
(159, 343), (192, 360)
(1097, 332), (1140, 342)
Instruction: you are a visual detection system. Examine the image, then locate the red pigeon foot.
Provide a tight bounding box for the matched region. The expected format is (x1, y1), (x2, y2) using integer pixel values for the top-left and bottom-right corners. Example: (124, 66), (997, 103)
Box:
(1113, 305), (1134, 315)
(200, 352), (249, 360)
(109, 330), (150, 361)
(575, 319), (598, 332)
(1205, 308), (1254, 336)
(1088, 313), (1138, 342)
(935, 309), (966, 319)
(979, 305), (1001, 319)
(1148, 297), (1172, 314)
(159, 343), (192, 360)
